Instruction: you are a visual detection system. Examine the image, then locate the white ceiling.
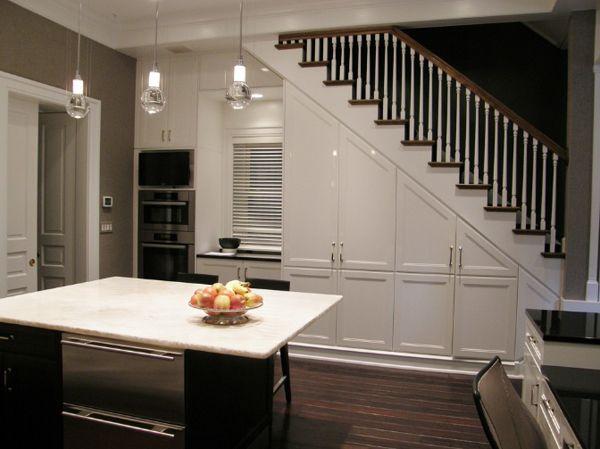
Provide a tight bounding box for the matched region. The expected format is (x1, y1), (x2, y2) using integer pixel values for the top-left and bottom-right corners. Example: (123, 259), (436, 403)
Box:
(10, 0), (596, 55)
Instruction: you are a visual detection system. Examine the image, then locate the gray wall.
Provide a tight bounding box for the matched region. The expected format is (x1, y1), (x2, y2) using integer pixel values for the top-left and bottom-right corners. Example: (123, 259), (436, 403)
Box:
(0, 0), (135, 278)
(564, 11), (595, 299)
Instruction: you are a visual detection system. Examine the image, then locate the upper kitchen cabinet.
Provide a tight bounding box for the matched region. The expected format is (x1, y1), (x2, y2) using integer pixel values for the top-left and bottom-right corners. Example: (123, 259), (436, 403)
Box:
(135, 55), (199, 149)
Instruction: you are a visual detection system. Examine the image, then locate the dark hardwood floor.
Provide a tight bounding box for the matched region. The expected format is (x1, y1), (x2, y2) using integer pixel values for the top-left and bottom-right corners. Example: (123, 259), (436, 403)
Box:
(272, 358), (491, 449)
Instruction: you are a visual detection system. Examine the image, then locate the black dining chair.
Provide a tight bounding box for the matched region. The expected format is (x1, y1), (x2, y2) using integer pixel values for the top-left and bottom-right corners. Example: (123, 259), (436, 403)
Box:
(246, 277), (292, 404)
(176, 272), (219, 285)
(473, 357), (548, 449)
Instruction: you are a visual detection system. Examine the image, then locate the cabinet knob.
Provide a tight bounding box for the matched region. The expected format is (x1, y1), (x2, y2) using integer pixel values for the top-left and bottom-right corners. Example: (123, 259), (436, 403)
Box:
(29, 258), (36, 267)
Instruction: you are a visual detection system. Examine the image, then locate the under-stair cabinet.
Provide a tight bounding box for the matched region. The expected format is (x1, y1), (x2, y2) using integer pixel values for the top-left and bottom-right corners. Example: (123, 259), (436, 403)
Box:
(283, 84), (519, 360)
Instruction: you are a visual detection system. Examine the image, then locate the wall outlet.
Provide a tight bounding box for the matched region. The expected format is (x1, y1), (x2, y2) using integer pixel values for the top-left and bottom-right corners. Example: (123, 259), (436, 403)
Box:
(102, 196), (114, 208)
(100, 222), (113, 234)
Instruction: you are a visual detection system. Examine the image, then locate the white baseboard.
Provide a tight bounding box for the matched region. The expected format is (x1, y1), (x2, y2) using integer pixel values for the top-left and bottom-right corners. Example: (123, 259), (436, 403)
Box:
(288, 342), (522, 378)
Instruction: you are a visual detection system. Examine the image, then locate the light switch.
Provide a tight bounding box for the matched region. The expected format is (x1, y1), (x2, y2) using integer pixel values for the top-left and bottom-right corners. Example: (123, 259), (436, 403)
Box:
(100, 222), (113, 234)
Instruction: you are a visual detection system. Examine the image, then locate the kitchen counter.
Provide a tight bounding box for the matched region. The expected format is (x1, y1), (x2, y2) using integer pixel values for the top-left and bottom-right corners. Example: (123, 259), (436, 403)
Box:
(197, 251), (281, 262)
(527, 309), (600, 345)
(0, 276), (340, 359)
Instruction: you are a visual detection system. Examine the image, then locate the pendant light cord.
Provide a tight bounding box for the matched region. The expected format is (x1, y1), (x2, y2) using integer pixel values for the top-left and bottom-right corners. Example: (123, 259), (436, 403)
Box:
(239, 0), (244, 62)
(76, 1), (82, 77)
(153, 1), (159, 70)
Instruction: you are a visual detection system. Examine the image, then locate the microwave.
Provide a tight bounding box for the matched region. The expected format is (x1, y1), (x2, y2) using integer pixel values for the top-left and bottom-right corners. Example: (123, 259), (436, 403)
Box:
(138, 150), (193, 188)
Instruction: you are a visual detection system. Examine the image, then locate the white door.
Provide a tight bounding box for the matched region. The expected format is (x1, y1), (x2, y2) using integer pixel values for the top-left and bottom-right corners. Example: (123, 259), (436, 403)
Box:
(167, 56), (198, 148)
(338, 127), (396, 271)
(337, 270), (394, 350)
(6, 96), (38, 296)
(283, 84), (339, 269)
(396, 170), (456, 274)
(453, 276), (518, 360)
(38, 112), (77, 290)
(283, 267), (338, 345)
(136, 57), (170, 148)
(455, 219), (517, 277)
(243, 261), (282, 282)
(196, 258), (241, 283)
(394, 273), (454, 356)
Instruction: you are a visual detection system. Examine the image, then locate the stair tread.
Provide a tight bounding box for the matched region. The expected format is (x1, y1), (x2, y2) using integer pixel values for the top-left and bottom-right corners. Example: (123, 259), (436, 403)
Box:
(299, 61), (328, 67)
(374, 119), (407, 125)
(428, 161), (462, 167)
(349, 99), (381, 105)
(541, 252), (565, 259)
(323, 79), (354, 86)
(403, 140), (436, 146)
(456, 183), (492, 190)
(513, 228), (548, 235)
(484, 206), (520, 212)
(275, 43), (304, 49)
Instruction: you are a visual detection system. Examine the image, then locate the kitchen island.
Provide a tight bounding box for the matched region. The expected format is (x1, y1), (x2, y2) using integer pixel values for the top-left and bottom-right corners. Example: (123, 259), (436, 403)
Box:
(0, 277), (341, 449)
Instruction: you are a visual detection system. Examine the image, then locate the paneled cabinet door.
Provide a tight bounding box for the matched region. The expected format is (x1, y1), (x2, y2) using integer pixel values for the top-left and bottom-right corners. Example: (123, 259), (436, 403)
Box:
(396, 171), (456, 274)
(167, 55), (198, 148)
(453, 276), (518, 360)
(338, 128), (396, 271)
(196, 258), (241, 283)
(243, 261), (282, 281)
(337, 270), (394, 350)
(284, 268), (338, 346)
(455, 219), (517, 277)
(394, 273), (454, 356)
(136, 57), (170, 149)
(283, 85), (339, 269)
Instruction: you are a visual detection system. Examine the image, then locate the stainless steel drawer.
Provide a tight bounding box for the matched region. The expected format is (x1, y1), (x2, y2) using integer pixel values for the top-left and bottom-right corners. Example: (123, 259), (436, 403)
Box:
(62, 334), (184, 424)
(63, 404), (185, 449)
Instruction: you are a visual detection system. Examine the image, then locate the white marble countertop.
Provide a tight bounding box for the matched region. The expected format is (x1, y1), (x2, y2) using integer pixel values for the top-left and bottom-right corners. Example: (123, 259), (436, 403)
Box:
(0, 277), (341, 359)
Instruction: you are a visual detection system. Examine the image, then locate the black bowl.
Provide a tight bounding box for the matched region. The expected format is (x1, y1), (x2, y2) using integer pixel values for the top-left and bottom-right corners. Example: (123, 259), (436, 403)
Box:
(219, 238), (241, 249)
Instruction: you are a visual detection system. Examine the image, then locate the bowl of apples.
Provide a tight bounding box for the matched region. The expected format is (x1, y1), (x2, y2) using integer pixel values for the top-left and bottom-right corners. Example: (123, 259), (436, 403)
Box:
(188, 279), (263, 325)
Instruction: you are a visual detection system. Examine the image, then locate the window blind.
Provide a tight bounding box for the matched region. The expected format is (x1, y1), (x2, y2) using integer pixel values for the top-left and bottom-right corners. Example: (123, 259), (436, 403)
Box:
(232, 142), (283, 251)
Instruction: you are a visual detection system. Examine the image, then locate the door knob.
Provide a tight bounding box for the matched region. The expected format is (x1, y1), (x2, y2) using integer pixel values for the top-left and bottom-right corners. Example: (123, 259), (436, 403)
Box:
(29, 258), (36, 267)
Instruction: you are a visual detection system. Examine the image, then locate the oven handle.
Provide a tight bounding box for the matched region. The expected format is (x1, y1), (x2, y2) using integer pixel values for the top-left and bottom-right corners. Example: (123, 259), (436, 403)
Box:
(141, 201), (187, 207)
(141, 243), (187, 250)
(63, 407), (182, 439)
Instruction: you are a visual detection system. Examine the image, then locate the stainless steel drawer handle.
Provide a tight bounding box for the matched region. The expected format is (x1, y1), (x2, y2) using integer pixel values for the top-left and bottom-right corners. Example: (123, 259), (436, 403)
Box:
(61, 338), (181, 361)
(0, 334), (14, 342)
(62, 410), (178, 439)
(141, 243), (187, 250)
(141, 201), (187, 206)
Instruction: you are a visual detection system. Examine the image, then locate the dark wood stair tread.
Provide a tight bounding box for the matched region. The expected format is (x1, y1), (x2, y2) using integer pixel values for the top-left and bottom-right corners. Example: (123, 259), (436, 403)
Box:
(484, 206), (520, 212)
(541, 252), (565, 259)
(513, 229), (547, 235)
(323, 80), (354, 86)
(349, 99), (381, 105)
(275, 43), (304, 50)
(374, 119), (407, 125)
(428, 161), (462, 168)
(299, 61), (328, 67)
(402, 140), (436, 146)
(456, 183), (491, 190)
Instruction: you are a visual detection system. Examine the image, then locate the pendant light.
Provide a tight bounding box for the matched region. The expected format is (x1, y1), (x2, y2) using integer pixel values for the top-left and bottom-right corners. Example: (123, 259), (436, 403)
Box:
(226, 0), (252, 110)
(141, 1), (166, 115)
(66, 1), (90, 119)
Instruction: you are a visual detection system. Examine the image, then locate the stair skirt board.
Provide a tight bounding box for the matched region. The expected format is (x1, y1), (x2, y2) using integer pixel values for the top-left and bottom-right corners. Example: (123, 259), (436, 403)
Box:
(299, 61), (329, 67)
(456, 184), (492, 190)
(428, 161), (463, 168)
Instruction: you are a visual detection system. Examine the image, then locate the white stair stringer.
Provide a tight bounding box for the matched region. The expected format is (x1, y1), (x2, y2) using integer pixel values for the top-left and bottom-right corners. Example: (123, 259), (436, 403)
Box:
(247, 39), (562, 295)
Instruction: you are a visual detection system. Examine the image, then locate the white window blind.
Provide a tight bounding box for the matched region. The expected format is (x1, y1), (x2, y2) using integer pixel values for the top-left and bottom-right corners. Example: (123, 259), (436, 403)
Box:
(232, 142), (283, 251)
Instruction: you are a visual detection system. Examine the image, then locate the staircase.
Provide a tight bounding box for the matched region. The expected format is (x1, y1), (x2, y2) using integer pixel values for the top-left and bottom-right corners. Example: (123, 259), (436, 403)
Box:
(273, 26), (567, 259)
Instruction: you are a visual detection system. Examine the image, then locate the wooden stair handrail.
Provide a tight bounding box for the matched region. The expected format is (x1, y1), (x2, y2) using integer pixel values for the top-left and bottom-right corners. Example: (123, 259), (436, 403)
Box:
(278, 26), (568, 161)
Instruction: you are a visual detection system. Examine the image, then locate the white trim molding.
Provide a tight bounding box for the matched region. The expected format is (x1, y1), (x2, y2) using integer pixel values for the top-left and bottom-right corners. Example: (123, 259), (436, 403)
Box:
(0, 71), (100, 297)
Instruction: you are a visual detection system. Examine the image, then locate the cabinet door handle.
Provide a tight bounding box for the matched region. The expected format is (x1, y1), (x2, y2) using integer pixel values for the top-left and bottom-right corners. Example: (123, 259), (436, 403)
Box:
(331, 242), (336, 263)
(3, 367), (12, 392)
(449, 245), (454, 267)
(244, 267), (247, 280)
(237, 267), (241, 279)
(0, 334), (15, 342)
(531, 383), (539, 406)
(161, 130), (165, 142)
(458, 246), (463, 268)
(168, 130), (172, 142)
(339, 242), (344, 263)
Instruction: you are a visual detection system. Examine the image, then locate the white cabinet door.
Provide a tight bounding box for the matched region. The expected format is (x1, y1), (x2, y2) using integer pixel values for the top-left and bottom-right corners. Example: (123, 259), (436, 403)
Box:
(394, 273), (454, 356)
(166, 56), (198, 148)
(396, 171), (456, 274)
(136, 57), (170, 149)
(283, 267), (338, 345)
(455, 219), (517, 277)
(337, 270), (394, 350)
(196, 258), (241, 283)
(243, 261), (281, 281)
(338, 128), (396, 271)
(453, 276), (517, 360)
(283, 84), (339, 269)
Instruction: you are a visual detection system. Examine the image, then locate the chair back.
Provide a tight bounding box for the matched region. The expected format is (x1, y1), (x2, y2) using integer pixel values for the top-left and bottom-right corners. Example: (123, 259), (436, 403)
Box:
(245, 278), (290, 291)
(473, 357), (548, 449)
(176, 272), (219, 285)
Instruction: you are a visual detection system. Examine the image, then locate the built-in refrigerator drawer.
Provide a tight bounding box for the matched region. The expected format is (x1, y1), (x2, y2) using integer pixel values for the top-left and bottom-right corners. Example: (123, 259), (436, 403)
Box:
(63, 404), (185, 449)
(62, 334), (185, 424)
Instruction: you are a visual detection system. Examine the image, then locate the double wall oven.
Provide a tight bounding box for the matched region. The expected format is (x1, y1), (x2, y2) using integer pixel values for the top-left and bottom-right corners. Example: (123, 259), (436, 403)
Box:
(138, 190), (195, 281)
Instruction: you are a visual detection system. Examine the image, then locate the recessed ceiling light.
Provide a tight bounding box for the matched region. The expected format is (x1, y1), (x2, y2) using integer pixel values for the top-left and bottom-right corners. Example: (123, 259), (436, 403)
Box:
(260, 67), (270, 72)
(251, 93), (264, 99)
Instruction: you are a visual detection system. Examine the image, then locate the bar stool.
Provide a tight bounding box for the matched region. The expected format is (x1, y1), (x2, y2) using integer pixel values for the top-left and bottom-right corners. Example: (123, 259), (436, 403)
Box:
(176, 272), (219, 285)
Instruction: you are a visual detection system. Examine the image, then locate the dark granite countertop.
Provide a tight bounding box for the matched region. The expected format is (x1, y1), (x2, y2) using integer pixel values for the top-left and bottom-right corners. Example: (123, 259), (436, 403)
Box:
(196, 251), (281, 263)
(542, 365), (600, 449)
(526, 309), (600, 345)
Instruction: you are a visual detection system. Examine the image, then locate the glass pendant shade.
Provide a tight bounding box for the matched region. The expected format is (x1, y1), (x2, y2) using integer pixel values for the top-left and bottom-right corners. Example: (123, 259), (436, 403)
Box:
(141, 66), (166, 114)
(226, 60), (252, 110)
(66, 75), (90, 119)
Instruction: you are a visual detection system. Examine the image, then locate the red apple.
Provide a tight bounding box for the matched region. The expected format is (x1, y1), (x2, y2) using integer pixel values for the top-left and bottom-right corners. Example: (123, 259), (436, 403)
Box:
(202, 286), (218, 297)
(213, 294), (231, 310)
(219, 289), (235, 299)
(190, 293), (202, 306)
(230, 294), (245, 310)
(199, 292), (215, 309)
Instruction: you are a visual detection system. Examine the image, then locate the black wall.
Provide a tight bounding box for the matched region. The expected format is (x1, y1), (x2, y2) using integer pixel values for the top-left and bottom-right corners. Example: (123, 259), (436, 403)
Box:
(404, 23), (567, 148)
